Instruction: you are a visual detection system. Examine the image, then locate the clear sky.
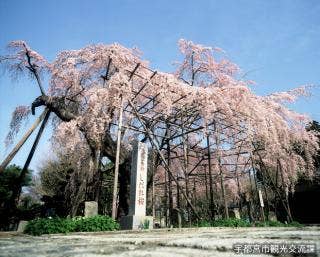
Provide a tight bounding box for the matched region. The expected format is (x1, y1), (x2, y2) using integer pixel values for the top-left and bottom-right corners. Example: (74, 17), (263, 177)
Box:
(0, 0), (319, 173)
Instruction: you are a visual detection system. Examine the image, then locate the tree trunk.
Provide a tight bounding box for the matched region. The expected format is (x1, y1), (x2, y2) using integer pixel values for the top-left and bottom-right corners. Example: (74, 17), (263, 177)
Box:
(30, 96), (133, 218)
(117, 159), (131, 218)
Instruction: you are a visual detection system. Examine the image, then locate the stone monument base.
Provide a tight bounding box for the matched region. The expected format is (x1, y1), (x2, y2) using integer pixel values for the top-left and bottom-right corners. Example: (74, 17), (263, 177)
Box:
(268, 211), (277, 221)
(17, 220), (28, 232)
(120, 215), (153, 230)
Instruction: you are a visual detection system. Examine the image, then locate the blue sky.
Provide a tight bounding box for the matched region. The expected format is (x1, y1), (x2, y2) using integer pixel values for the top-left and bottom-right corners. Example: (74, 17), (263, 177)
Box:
(0, 0), (319, 173)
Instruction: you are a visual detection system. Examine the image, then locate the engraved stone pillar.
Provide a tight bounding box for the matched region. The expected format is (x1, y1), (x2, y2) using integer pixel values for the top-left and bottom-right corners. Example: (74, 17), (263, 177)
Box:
(120, 141), (153, 229)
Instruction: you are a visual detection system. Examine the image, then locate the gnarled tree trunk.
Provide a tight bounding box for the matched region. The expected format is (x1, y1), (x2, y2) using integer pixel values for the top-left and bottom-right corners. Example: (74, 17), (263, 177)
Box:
(32, 96), (132, 218)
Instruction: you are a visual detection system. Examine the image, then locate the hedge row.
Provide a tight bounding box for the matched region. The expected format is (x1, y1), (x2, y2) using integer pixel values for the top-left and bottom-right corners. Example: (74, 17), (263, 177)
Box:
(24, 215), (119, 236)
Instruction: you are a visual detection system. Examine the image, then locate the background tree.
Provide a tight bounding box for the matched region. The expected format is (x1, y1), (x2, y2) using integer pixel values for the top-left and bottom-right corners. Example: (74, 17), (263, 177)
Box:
(0, 164), (32, 230)
(306, 121), (320, 173)
(37, 153), (116, 217)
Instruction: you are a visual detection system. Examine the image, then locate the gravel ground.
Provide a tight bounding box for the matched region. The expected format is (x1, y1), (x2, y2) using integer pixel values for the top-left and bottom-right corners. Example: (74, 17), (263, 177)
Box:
(0, 227), (319, 257)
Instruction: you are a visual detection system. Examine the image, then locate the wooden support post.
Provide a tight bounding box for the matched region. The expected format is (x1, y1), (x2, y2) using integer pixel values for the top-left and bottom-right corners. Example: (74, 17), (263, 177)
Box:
(219, 160), (229, 219)
(203, 164), (209, 203)
(277, 159), (293, 223)
(247, 166), (255, 222)
(255, 153), (293, 222)
(152, 150), (156, 224)
(206, 135), (215, 220)
(259, 163), (270, 220)
(258, 188), (266, 223)
(166, 129), (173, 227)
(164, 166), (168, 227)
(234, 144), (245, 216)
(11, 109), (51, 206)
(235, 168), (243, 215)
(111, 98), (123, 220)
(193, 177), (196, 206)
(0, 109), (47, 173)
(252, 160), (265, 222)
(266, 169), (291, 220)
(177, 176), (180, 210)
(214, 125), (229, 219)
(182, 130), (191, 226)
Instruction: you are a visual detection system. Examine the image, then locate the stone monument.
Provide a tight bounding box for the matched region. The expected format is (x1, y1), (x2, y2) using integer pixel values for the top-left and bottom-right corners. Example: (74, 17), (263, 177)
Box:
(120, 141), (153, 229)
(269, 211), (278, 221)
(230, 208), (241, 219)
(84, 201), (98, 217)
(17, 220), (28, 232)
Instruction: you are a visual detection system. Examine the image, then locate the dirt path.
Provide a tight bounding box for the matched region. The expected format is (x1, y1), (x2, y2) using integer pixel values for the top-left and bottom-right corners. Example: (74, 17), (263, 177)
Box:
(0, 227), (319, 257)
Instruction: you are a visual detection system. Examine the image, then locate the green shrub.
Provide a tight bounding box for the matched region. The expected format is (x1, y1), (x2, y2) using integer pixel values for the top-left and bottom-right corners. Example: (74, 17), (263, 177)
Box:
(24, 217), (76, 236)
(24, 215), (119, 236)
(255, 220), (279, 227)
(197, 220), (212, 227)
(287, 221), (303, 227)
(74, 215), (119, 232)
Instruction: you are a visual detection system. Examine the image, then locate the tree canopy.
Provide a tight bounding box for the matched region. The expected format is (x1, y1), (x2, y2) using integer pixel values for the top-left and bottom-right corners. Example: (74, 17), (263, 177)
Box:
(1, 39), (318, 219)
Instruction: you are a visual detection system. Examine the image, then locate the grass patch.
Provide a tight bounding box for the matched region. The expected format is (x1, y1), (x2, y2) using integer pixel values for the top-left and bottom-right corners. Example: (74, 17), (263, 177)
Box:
(194, 218), (302, 228)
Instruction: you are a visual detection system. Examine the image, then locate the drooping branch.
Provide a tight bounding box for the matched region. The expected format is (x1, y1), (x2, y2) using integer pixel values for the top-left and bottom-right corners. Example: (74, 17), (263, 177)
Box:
(31, 93), (131, 174)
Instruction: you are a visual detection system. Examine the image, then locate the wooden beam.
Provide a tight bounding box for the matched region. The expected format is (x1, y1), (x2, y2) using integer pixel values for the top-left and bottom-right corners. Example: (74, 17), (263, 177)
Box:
(0, 109), (48, 173)
(11, 109), (51, 205)
(112, 98), (124, 219)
